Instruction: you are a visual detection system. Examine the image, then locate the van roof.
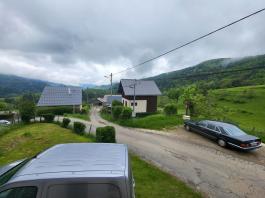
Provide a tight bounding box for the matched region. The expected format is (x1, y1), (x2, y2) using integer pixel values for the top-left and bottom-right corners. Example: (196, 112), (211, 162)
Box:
(10, 143), (128, 183)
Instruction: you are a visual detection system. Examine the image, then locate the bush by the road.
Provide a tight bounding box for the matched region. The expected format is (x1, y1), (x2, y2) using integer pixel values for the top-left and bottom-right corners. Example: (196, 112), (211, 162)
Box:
(73, 122), (86, 135)
(112, 100), (123, 107)
(112, 106), (123, 119)
(62, 118), (71, 128)
(164, 104), (178, 115)
(96, 126), (116, 143)
(121, 107), (132, 119)
(42, 113), (55, 123)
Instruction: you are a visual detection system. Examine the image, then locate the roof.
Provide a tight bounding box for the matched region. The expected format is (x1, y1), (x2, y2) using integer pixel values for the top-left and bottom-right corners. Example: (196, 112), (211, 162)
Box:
(119, 79), (161, 96)
(203, 120), (236, 128)
(37, 86), (82, 107)
(10, 143), (128, 182)
(97, 95), (122, 106)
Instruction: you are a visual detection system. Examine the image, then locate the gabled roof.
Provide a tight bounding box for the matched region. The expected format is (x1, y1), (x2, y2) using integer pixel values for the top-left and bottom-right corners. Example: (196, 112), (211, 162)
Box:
(37, 86), (82, 107)
(119, 79), (161, 96)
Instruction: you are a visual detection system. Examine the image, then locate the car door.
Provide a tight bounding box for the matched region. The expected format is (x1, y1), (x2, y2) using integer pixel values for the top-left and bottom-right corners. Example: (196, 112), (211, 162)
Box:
(204, 123), (219, 140)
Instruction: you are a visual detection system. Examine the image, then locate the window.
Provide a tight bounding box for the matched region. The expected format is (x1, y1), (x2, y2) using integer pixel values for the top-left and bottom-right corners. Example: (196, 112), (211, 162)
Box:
(125, 101), (127, 107)
(0, 187), (37, 198)
(131, 102), (137, 106)
(219, 127), (228, 135)
(207, 124), (215, 130)
(198, 121), (206, 127)
(47, 183), (120, 198)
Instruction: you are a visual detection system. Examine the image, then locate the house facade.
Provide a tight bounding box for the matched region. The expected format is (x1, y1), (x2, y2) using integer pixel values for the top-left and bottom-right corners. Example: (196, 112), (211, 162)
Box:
(118, 79), (161, 113)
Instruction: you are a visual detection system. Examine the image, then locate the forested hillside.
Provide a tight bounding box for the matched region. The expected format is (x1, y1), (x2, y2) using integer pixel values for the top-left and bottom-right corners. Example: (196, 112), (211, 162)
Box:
(147, 54), (265, 91)
(0, 74), (49, 97)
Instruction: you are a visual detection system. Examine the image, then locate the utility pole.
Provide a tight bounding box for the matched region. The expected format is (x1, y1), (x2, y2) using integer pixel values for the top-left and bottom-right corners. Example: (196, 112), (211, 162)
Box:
(105, 73), (113, 96)
(129, 79), (137, 118)
(110, 73), (113, 96)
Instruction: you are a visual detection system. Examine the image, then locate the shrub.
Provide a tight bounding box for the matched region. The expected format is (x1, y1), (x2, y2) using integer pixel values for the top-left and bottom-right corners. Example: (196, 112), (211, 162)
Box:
(112, 106), (123, 119)
(62, 118), (71, 128)
(42, 113), (55, 123)
(164, 104), (178, 115)
(73, 122), (86, 135)
(112, 100), (123, 107)
(121, 107), (132, 119)
(96, 126), (116, 143)
(36, 106), (73, 116)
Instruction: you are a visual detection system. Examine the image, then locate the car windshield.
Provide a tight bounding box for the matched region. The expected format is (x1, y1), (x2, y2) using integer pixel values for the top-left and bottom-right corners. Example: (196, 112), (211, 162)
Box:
(0, 159), (30, 186)
(223, 125), (246, 136)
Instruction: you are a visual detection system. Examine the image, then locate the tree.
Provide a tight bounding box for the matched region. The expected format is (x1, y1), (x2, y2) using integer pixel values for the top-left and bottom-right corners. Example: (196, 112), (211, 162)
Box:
(167, 88), (182, 102)
(180, 85), (197, 116)
(112, 100), (123, 107)
(18, 94), (36, 123)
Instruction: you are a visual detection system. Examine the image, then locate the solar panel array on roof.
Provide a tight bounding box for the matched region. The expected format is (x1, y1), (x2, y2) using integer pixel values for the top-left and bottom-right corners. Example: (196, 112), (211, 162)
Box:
(120, 79), (161, 96)
(37, 86), (82, 106)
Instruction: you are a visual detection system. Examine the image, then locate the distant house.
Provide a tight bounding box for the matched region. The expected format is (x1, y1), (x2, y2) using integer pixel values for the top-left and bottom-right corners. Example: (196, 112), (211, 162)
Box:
(118, 79), (161, 113)
(97, 95), (122, 107)
(37, 86), (82, 112)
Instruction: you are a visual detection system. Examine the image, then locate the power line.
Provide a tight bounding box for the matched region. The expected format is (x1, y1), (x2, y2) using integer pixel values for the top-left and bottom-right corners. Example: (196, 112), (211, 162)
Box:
(112, 8), (265, 76)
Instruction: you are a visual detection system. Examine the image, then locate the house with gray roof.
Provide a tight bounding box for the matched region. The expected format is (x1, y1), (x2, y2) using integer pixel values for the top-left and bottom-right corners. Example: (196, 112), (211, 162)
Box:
(37, 86), (82, 111)
(118, 79), (161, 113)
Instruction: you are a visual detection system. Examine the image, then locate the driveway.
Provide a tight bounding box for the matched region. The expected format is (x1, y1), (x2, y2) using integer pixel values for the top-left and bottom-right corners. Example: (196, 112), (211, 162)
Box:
(64, 107), (265, 198)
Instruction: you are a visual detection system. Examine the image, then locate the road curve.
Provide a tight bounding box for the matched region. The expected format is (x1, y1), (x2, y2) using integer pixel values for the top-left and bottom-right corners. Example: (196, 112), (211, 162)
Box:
(67, 107), (265, 198)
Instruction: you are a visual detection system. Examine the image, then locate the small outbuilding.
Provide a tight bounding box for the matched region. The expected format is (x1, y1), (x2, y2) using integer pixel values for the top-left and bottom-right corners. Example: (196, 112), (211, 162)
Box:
(118, 79), (161, 113)
(37, 86), (82, 112)
(97, 95), (122, 107)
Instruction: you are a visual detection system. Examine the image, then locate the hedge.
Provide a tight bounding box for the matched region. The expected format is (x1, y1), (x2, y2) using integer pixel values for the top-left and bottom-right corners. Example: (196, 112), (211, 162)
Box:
(121, 107), (132, 119)
(62, 118), (71, 128)
(96, 126), (116, 143)
(164, 104), (178, 115)
(42, 113), (55, 123)
(36, 106), (73, 116)
(73, 122), (86, 135)
(112, 106), (123, 119)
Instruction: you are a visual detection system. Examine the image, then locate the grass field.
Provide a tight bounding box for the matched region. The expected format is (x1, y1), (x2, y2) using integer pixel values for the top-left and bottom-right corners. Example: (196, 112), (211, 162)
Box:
(211, 85), (265, 141)
(0, 123), (201, 197)
(101, 112), (183, 130)
(64, 113), (90, 121)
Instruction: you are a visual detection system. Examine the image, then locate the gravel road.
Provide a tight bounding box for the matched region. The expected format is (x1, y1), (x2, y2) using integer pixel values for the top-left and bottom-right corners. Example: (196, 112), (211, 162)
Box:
(64, 107), (265, 198)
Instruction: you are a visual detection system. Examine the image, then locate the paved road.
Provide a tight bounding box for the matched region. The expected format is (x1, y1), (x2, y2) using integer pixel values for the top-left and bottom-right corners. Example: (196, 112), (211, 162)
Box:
(65, 107), (265, 198)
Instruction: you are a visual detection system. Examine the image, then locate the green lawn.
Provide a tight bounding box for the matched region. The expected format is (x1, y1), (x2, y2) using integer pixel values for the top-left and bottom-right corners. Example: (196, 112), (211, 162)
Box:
(101, 112), (183, 130)
(211, 85), (265, 141)
(64, 113), (90, 121)
(0, 123), (201, 197)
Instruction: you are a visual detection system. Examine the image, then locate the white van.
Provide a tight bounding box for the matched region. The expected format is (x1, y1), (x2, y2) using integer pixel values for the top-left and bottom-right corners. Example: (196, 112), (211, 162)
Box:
(0, 143), (135, 198)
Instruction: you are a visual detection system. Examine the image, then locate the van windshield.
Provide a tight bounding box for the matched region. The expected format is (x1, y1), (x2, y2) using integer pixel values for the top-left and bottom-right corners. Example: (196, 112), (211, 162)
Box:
(0, 159), (30, 186)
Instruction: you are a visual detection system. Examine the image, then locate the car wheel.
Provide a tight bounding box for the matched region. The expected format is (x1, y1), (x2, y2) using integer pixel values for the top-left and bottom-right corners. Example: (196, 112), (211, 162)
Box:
(185, 125), (191, 131)
(218, 139), (226, 147)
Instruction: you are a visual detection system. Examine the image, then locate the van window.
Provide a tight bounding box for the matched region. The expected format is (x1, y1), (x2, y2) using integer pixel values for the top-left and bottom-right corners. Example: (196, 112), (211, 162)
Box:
(0, 186), (37, 198)
(47, 183), (120, 198)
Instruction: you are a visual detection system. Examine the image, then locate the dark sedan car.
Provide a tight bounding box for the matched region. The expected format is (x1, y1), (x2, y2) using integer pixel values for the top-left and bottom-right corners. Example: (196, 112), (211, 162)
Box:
(184, 120), (262, 151)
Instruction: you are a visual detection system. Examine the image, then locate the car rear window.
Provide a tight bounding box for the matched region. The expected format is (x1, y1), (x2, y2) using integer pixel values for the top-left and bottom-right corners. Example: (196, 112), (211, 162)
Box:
(47, 183), (121, 198)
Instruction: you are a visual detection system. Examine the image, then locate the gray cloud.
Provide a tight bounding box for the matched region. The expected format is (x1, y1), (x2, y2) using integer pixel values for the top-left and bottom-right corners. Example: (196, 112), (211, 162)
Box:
(0, 0), (265, 85)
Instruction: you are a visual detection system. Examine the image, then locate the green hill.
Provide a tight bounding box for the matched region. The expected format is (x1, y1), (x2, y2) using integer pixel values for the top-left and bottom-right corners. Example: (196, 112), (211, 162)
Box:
(211, 85), (265, 141)
(0, 74), (59, 97)
(147, 54), (265, 91)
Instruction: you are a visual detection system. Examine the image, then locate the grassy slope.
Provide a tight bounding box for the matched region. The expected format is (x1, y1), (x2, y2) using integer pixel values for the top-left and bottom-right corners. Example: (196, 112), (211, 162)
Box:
(64, 113), (90, 121)
(0, 123), (201, 197)
(101, 113), (183, 130)
(211, 85), (265, 140)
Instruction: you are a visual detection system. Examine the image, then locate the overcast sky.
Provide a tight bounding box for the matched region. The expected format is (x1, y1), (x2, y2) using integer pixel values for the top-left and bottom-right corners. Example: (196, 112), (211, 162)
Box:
(0, 0), (264, 85)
